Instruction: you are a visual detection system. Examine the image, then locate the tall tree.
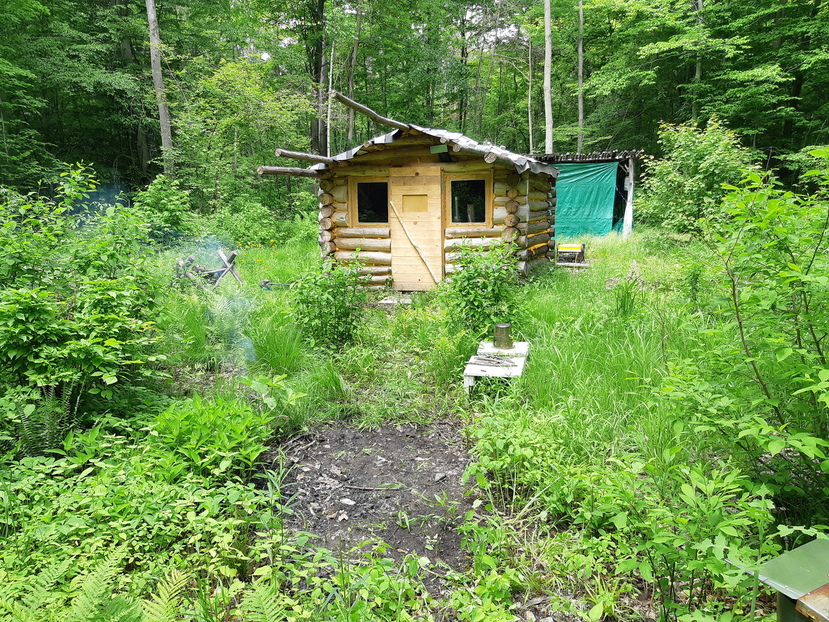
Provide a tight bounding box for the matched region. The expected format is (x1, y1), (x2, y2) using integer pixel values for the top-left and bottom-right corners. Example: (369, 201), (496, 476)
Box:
(145, 0), (174, 176)
(543, 0), (554, 153)
(577, 0), (584, 152)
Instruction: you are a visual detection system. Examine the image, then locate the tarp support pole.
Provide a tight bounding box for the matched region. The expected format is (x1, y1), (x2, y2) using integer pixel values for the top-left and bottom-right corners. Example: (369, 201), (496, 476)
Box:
(622, 156), (634, 237)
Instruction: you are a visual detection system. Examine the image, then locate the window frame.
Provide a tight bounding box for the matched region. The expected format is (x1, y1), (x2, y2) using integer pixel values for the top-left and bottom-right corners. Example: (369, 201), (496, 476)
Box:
(443, 172), (493, 227)
(349, 177), (390, 226)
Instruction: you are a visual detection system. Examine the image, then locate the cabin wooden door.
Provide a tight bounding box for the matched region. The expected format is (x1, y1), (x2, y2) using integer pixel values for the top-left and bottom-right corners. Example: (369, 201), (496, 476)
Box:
(388, 167), (443, 291)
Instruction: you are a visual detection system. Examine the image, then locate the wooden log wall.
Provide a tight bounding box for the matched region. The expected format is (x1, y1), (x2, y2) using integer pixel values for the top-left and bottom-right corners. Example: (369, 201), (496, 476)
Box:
(443, 168), (556, 276)
(317, 177), (392, 286)
(318, 164), (556, 287)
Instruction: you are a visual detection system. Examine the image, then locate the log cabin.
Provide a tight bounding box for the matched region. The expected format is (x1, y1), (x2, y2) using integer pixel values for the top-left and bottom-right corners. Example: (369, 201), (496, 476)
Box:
(259, 93), (559, 291)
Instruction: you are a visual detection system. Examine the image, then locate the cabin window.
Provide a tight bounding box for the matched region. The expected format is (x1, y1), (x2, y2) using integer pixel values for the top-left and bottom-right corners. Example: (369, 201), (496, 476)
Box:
(450, 179), (486, 223)
(356, 181), (389, 223)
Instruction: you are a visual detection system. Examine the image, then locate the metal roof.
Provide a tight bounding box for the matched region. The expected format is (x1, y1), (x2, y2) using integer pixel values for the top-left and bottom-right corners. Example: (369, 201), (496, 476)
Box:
(311, 126), (558, 178)
(533, 150), (644, 163)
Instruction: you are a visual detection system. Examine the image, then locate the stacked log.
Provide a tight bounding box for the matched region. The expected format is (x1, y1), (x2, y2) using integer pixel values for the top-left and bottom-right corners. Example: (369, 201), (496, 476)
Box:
(442, 168), (556, 276)
(316, 179), (393, 268)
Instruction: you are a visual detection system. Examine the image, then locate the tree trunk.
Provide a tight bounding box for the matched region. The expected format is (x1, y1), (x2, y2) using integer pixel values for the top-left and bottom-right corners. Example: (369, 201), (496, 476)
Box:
(691, 0), (703, 120)
(543, 0), (554, 154)
(347, 2), (361, 142)
(326, 40), (335, 157)
(528, 39), (534, 154)
(303, 0), (327, 154)
(145, 0), (174, 176)
(577, 0), (584, 153)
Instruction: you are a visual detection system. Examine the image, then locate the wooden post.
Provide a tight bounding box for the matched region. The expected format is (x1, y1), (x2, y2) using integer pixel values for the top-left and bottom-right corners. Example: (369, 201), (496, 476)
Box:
(623, 156), (634, 237)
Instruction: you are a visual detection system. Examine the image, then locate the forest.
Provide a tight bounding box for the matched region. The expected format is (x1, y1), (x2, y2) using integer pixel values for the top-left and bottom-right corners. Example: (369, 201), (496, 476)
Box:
(2, 0), (829, 621)
(2, 0), (828, 197)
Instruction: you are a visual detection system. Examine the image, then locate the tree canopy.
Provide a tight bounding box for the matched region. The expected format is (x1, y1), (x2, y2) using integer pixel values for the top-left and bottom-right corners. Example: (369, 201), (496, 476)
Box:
(0, 0), (827, 193)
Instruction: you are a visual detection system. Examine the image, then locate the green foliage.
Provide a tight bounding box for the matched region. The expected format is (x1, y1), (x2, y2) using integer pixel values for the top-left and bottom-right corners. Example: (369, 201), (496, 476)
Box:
(149, 392), (277, 477)
(664, 152), (829, 523)
(291, 262), (368, 348)
(637, 119), (760, 234)
(157, 291), (251, 371)
(141, 570), (189, 622)
(173, 59), (313, 217)
(13, 387), (78, 458)
(245, 308), (307, 376)
(213, 197), (282, 248)
(1, 425), (285, 595)
(132, 175), (196, 244)
(439, 244), (521, 336)
(0, 166), (163, 432)
(0, 549), (143, 622)
(466, 414), (778, 620)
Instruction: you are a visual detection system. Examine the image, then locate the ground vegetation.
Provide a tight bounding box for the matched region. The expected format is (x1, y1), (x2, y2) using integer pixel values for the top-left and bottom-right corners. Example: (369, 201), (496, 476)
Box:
(2, 152), (829, 620)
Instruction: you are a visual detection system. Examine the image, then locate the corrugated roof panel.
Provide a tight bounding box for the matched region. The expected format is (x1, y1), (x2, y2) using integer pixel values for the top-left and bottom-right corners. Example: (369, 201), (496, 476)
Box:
(311, 126), (558, 178)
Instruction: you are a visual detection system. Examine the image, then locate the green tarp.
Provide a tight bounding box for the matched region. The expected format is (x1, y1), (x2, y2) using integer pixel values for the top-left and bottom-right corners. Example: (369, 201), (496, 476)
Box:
(554, 161), (619, 238)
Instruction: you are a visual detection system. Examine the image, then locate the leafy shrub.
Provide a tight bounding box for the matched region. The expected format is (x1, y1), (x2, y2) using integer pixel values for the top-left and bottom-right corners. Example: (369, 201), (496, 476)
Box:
(440, 243), (521, 336)
(665, 152), (829, 524)
(466, 413), (779, 620)
(214, 196), (282, 247)
(637, 118), (760, 234)
(0, 166), (164, 424)
(132, 174), (196, 243)
(1, 443), (276, 594)
(149, 393), (276, 477)
(291, 262), (368, 348)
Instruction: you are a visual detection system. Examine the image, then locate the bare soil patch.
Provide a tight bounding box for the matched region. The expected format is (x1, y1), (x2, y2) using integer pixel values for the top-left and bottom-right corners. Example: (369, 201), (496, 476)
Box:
(277, 420), (473, 596)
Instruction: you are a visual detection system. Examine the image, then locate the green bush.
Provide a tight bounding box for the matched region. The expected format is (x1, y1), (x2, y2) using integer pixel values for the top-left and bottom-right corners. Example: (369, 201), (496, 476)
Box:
(214, 196), (282, 247)
(132, 174), (197, 243)
(291, 262), (368, 348)
(637, 118), (760, 234)
(150, 393), (276, 477)
(439, 243), (521, 336)
(0, 165), (164, 434)
(665, 152), (829, 524)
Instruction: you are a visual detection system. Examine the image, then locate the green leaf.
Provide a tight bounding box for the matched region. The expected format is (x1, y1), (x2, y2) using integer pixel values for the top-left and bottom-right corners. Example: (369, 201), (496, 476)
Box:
(775, 347), (793, 362)
(767, 438), (787, 456)
(587, 602), (604, 622)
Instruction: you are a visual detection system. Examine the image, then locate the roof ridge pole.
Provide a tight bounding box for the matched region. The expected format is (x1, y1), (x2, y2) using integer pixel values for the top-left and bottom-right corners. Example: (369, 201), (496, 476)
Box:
(330, 91), (409, 131)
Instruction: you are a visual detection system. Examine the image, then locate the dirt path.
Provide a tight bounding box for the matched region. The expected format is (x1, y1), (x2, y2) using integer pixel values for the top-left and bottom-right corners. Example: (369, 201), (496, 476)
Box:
(277, 421), (472, 596)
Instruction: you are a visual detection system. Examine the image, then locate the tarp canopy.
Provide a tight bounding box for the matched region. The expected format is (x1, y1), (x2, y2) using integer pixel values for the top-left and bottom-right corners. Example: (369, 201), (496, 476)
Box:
(555, 162), (619, 238)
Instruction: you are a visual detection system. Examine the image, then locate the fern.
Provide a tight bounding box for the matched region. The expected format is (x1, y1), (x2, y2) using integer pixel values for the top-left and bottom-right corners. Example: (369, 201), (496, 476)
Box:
(0, 553), (143, 622)
(18, 384), (79, 457)
(21, 558), (72, 613)
(240, 581), (288, 622)
(142, 570), (191, 622)
(0, 558), (72, 620)
(67, 549), (143, 622)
